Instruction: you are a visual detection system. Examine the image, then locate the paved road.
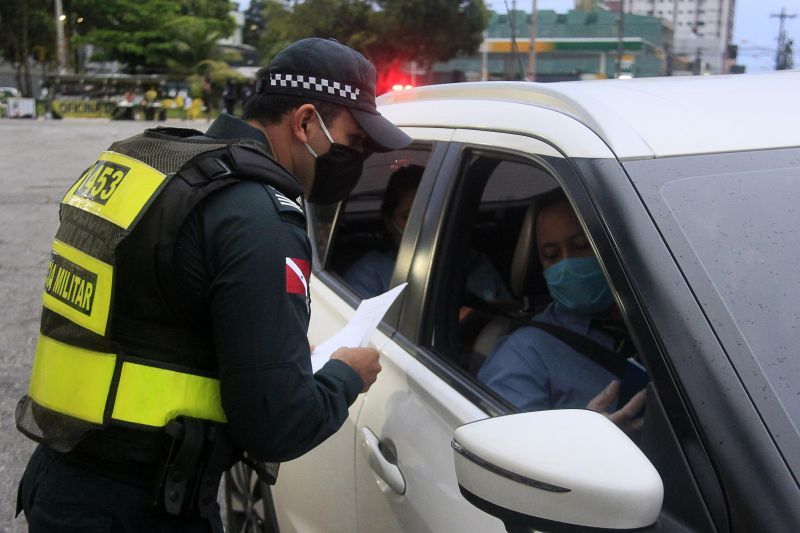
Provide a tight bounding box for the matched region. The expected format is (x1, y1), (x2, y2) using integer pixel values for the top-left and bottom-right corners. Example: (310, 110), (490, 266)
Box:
(0, 119), (219, 532)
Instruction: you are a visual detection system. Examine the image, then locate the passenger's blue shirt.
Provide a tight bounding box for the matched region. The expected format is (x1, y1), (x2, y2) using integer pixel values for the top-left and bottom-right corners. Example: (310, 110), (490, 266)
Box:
(478, 302), (621, 412)
(343, 249), (395, 300)
(344, 247), (511, 301)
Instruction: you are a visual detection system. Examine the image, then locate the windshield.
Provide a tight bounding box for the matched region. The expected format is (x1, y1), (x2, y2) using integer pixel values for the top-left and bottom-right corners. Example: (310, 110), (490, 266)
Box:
(626, 148), (800, 430)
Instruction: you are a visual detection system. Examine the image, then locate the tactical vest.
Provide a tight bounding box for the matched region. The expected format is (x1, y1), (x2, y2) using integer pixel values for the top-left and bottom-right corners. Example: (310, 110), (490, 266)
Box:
(16, 127), (304, 453)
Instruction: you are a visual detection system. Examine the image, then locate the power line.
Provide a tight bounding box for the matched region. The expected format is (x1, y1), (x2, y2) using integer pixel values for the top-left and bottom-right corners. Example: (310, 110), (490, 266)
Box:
(738, 45), (777, 52)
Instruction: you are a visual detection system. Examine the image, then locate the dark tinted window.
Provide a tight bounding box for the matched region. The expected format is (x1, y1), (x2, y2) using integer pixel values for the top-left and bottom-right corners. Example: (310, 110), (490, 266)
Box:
(480, 160), (557, 203)
(307, 146), (432, 293)
(627, 148), (800, 427)
(425, 152), (560, 370)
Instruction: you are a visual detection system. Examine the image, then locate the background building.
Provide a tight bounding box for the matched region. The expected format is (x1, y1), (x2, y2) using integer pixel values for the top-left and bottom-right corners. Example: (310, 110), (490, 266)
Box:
(607, 0), (736, 73)
(432, 8), (672, 83)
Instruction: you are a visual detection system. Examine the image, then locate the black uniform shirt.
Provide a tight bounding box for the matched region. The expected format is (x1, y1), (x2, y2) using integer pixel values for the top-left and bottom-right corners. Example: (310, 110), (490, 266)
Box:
(173, 114), (363, 462)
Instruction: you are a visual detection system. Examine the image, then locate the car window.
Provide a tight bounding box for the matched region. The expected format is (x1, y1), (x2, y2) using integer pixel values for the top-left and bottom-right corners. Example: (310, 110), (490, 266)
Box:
(424, 152), (561, 371)
(420, 148), (653, 419)
(308, 146), (432, 297)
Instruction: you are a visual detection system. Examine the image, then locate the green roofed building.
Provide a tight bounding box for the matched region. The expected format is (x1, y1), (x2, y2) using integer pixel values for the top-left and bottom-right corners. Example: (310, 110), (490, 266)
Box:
(431, 9), (674, 83)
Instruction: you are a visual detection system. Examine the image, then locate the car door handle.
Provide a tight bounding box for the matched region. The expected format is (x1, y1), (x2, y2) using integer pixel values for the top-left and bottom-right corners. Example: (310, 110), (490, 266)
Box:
(360, 427), (406, 495)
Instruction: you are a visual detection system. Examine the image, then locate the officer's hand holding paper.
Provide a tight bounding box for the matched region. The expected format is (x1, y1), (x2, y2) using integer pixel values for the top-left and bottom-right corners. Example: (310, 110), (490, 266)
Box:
(312, 283), (407, 375)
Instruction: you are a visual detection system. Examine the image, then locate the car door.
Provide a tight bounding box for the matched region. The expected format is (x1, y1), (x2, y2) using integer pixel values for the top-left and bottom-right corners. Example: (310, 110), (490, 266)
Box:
(269, 133), (445, 533)
(352, 130), (581, 533)
(351, 117), (741, 533)
(450, 126), (728, 532)
(267, 278), (376, 533)
(451, 126), (727, 532)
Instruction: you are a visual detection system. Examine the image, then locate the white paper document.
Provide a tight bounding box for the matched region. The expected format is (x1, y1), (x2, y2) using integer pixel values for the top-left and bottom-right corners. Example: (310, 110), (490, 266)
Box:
(310, 283), (407, 373)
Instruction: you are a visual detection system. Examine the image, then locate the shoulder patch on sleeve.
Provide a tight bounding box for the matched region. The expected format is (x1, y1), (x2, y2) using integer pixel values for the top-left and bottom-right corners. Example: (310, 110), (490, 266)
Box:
(263, 185), (306, 226)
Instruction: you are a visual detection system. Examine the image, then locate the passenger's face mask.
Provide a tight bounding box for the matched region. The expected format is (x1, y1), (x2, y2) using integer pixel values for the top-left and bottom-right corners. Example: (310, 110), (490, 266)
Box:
(543, 256), (614, 315)
(305, 109), (365, 204)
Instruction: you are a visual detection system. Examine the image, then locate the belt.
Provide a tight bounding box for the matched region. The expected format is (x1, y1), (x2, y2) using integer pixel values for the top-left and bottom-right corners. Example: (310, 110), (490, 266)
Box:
(63, 448), (160, 488)
(63, 427), (168, 488)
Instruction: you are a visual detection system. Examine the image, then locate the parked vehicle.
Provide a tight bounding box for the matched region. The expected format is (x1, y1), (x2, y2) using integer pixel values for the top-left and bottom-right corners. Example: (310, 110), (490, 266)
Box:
(226, 71), (800, 533)
(0, 86), (20, 118)
(0, 86), (20, 98)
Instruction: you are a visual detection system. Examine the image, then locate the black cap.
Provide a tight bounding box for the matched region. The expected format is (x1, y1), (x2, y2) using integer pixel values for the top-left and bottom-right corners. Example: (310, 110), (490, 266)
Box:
(257, 38), (412, 153)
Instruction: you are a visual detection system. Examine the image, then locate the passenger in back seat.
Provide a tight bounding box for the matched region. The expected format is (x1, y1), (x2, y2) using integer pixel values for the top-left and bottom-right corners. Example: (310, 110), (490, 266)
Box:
(478, 190), (647, 433)
(344, 164), (510, 302)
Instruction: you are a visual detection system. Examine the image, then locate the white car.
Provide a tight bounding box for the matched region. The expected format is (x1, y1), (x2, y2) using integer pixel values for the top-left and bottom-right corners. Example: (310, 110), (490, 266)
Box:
(0, 86), (20, 98)
(0, 86), (20, 118)
(226, 72), (800, 533)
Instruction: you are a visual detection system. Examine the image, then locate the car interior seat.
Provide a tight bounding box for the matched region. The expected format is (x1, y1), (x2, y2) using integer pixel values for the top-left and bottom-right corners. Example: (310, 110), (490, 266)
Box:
(466, 191), (557, 375)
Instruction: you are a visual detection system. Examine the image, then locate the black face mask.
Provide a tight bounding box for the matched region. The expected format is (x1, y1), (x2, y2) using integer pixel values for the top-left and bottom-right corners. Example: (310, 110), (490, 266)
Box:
(305, 109), (366, 204)
(308, 143), (364, 203)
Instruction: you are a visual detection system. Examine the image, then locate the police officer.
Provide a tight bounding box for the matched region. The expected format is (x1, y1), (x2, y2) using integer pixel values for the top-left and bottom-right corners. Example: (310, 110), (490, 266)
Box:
(15, 38), (411, 532)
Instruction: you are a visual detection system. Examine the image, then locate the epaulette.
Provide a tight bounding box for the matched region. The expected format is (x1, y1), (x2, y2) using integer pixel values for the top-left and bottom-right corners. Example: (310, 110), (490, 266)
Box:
(264, 184), (306, 227)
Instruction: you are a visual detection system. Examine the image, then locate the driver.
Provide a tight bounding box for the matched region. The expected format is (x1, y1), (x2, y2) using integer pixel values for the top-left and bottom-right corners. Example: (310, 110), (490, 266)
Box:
(478, 189), (647, 431)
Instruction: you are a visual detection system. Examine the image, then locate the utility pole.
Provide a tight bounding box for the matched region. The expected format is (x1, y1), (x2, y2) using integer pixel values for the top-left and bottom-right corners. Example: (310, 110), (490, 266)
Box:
(54, 0), (68, 74)
(506, 0), (516, 79)
(481, 31), (489, 81)
(771, 7), (797, 70)
(527, 0), (538, 81)
(507, 0), (526, 79)
(615, 0), (625, 78)
(694, 47), (702, 74)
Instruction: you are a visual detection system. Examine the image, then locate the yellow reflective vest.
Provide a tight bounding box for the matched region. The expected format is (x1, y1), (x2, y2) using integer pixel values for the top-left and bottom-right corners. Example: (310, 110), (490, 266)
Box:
(16, 128), (303, 452)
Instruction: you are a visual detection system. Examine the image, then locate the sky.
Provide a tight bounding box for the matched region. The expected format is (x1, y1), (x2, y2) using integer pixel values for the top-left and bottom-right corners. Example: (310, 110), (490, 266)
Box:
(238, 0), (799, 73)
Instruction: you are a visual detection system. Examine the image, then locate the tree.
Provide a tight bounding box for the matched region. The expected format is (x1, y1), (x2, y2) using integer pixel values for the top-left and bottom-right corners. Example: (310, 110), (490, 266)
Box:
(370, 0), (487, 70)
(255, 1), (294, 63)
(0, 0), (55, 96)
(289, 0), (373, 49)
(254, 0), (374, 69)
(67, 0), (180, 71)
(243, 0), (268, 48)
(253, 0), (488, 86)
(166, 15), (240, 75)
(69, 0), (236, 73)
(179, 0), (235, 19)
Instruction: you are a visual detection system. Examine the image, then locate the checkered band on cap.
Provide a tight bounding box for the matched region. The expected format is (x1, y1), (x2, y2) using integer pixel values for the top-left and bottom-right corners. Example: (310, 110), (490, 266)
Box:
(269, 73), (361, 101)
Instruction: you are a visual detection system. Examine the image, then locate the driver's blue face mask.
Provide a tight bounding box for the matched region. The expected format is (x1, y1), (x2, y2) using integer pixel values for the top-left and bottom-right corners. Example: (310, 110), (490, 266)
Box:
(543, 257), (614, 315)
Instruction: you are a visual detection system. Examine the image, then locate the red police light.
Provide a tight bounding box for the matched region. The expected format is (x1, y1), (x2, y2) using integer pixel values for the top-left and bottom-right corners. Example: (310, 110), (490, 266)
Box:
(377, 65), (415, 95)
(391, 84), (414, 91)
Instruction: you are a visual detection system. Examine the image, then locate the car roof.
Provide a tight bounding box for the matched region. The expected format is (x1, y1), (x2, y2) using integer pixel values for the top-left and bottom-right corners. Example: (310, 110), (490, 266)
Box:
(377, 71), (800, 160)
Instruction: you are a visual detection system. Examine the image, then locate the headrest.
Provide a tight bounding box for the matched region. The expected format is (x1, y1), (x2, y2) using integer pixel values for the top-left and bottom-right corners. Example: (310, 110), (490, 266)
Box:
(510, 203), (542, 298)
(510, 188), (566, 299)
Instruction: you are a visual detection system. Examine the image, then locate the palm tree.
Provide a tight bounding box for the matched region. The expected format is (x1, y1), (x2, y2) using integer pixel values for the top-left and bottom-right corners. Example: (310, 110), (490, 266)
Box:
(166, 15), (240, 75)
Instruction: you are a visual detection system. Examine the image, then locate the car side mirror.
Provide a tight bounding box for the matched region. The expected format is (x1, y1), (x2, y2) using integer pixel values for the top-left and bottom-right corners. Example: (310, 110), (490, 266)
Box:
(451, 409), (663, 532)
